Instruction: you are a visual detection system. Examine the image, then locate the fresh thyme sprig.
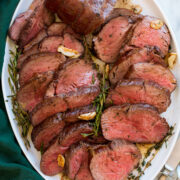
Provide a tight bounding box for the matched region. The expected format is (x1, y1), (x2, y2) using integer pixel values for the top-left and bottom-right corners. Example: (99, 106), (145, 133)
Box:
(8, 48), (31, 149)
(93, 67), (109, 136)
(83, 36), (109, 136)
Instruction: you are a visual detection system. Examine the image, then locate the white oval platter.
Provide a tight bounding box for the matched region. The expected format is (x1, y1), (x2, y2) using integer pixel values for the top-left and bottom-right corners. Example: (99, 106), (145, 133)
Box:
(1, 0), (180, 179)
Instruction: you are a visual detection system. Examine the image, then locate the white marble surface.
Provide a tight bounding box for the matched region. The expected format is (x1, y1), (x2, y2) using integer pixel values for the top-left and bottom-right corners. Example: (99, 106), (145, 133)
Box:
(157, 0), (180, 47)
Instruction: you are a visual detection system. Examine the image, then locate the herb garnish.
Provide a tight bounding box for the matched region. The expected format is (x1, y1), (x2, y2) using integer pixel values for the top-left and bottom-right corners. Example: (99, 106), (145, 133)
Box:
(81, 133), (94, 138)
(83, 36), (109, 136)
(40, 142), (44, 155)
(128, 126), (174, 179)
(8, 48), (31, 149)
(92, 74), (95, 84)
(93, 66), (109, 136)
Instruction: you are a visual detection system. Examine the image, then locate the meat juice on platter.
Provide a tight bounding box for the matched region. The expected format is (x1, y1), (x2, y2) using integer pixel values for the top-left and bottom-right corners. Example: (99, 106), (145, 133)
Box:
(5, 0), (178, 179)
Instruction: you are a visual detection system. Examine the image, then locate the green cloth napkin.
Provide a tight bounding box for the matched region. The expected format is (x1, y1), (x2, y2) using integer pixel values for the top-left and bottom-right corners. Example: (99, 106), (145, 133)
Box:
(0, 1), (43, 179)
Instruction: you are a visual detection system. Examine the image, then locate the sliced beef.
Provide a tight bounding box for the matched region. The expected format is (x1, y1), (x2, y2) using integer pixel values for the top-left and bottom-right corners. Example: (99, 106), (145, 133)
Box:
(45, 59), (100, 110)
(47, 22), (82, 40)
(61, 86), (100, 111)
(62, 105), (96, 123)
(40, 137), (68, 176)
(63, 33), (84, 55)
(30, 97), (67, 126)
(65, 142), (93, 180)
(103, 8), (142, 24)
(39, 34), (84, 55)
(32, 86), (99, 126)
(17, 33), (83, 69)
(40, 122), (93, 176)
(45, 0), (116, 34)
(17, 0), (54, 47)
(94, 16), (133, 63)
(17, 71), (54, 112)
(75, 159), (94, 180)
(31, 104), (97, 151)
(8, 11), (32, 42)
(126, 62), (176, 92)
(123, 16), (170, 57)
(109, 48), (167, 85)
(101, 104), (169, 143)
(23, 22), (81, 52)
(19, 53), (66, 86)
(59, 122), (93, 147)
(47, 22), (67, 36)
(39, 36), (63, 53)
(31, 113), (65, 151)
(17, 44), (39, 70)
(90, 140), (141, 180)
(46, 59), (99, 96)
(106, 79), (171, 113)
(23, 29), (48, 52)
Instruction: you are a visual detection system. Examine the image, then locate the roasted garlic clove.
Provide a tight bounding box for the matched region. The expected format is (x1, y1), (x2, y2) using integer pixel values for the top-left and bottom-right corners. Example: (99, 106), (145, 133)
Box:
(150, 19), (164, 30)
(167, 53), (177, 69)
(58, 45), (80, 58)
(78, 112), (96, 120)
(57, 154), (65, 168)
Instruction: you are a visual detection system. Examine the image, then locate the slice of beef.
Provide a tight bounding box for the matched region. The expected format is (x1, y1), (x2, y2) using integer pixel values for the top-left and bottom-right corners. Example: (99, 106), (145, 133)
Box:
(47, 22), (82, 40)
(19, 52), (66, 86)
(23, 29), (48, 52)
(62, 105), (96, 123)
(17, 44), (39, 70)
(31, 113), (65, 151)
(101, 104), (169, 143)
(40, 137), (68, 176)
(30, 97), (67, 126)
(39, 34), (84, 55)
(63, 33), (84, 55)
(45, 0), (116, 34)
(104, 8), (142, 24)
(75, 159), (94, 180)
(40, 122), (93, 176)
(8, 11), (32, 42)
(65, 142), (90, 179)
(46, 59), (99, 96)
(17, 71), (54, 112)
(59, 122), (93, 147)
(106, 79), (171, 113)
(90, 140), (141, 180)
(17, 0), (54, 47)
(62, 86), (100, 110)
(47, 22), (67, 36)
(126, 62), (176, 92)
(39, 36), (63, 53)
(65, 142), (93, 180)
(94, 16), (133, 63)
(123, 16), (170, 57)
(109, 47), (167, 85)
